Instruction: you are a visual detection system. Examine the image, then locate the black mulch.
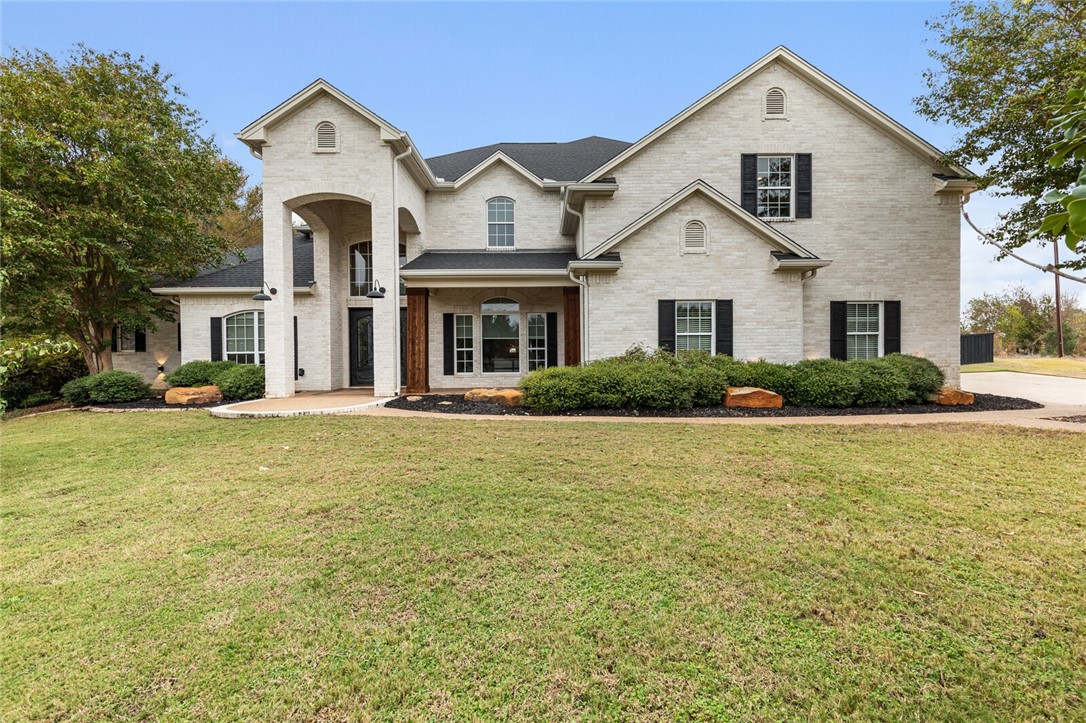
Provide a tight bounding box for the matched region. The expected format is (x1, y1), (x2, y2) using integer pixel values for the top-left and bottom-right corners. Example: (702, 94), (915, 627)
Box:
(1047, 415), (1086, 424)
(82, 397), (223, 411)
(386, 393), (1043, 418)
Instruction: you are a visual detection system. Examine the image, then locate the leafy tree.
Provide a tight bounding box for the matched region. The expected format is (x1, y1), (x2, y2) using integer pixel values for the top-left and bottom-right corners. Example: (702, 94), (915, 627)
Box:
(214, 173), (263, 251)
(962, 284), (1083, 354)
(0, 46), (241, 373)
(1039, 87), (1086, 257)
(916, 0), (1086, 269)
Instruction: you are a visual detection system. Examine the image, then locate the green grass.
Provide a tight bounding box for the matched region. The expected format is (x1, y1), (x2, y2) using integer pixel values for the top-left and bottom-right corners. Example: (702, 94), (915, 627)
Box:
(2, 413), (1085, 720)
(963, 356), (1086, 379)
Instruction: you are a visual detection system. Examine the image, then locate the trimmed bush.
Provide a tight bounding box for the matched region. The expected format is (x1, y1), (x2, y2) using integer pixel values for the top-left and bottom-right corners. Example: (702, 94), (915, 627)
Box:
(851, 359), (912, 407)
(731, 360), (793, 396)
(86, 370), (151, 403)
(61, 376), (95, 405)
(19, 391), (59, 409)
(880, 353), (945, 402)
(786, 359), (859, 408)
(217, 364), (264, 401)
(165, 360), (238, 388)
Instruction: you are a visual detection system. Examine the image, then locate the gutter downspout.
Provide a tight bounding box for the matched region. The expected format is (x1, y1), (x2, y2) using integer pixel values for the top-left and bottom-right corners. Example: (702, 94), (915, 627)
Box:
(391, 136), (413, 392)
(564, 188), (589, 364)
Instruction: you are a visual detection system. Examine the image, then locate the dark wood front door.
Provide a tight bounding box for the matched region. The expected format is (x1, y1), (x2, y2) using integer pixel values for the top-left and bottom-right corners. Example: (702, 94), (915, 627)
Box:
(349, 308), (374, 386)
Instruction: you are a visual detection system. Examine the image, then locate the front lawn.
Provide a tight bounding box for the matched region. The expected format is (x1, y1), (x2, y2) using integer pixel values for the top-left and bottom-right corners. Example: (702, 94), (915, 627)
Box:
(963, 356), (1086, 379)
(2, 413), (1084, 719)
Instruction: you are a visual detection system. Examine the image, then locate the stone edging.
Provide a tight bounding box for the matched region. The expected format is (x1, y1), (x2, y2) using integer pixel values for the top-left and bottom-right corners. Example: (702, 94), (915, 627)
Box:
(209, 397), (391, 419)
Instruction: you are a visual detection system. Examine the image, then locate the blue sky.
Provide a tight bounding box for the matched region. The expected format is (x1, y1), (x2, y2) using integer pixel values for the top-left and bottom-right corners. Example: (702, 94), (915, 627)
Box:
(2, 1), (1067, 309)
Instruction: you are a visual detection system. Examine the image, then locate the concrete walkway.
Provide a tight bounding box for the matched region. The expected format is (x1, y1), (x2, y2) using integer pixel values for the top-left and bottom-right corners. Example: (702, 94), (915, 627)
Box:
(962, 371), (1086, 407)
(211, 389), (389, 418)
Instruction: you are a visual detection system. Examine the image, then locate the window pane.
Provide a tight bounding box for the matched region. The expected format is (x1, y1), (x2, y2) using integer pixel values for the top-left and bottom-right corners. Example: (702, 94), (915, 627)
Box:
(675, 301), (713, 353)
(483, 312), (519, 373)
(527, 313), (547, 371)
(349, 242), (372, 296)
(225, 311), (264, 365)
(455, 314), (473, 373)
(487, 198), (515, 247)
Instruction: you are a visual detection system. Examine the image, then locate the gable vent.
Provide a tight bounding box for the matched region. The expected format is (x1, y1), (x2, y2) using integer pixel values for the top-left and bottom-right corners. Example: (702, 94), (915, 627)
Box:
(315, 121), (338, 151)
(765, 88), (786, 117)
(683, 220), (707, 251)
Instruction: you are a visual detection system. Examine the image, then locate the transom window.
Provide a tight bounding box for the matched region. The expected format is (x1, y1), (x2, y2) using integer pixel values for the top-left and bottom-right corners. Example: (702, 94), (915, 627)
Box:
(455, 314), (474, 374)
(527, 313), (547, 371)
(847, 302), (882, 360)
(487, 197), (515, 248)
(225, 311), (265, 365)
(348, 241), (372, 297)
(315, 121), (338, 152)
(481, 297), (519, 372)
(676, 301), (713, 352)
(757, 155), (793, 219)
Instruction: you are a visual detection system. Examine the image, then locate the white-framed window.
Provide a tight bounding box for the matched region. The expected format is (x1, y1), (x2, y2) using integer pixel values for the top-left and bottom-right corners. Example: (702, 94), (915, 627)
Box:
(757, 155), (793, 219)
(348, 241), (372, 297)
(455, 314), (474, 374)
(676, 301), (713, 352)
(527, 313), (548, 371)
(847, 302), (882, 360)
(764, 88), (787, 119)
(315, 121), (338, 152)
(225, 311), (265, 365)
(682, 220), (707, 253)
(117, 329), (136, 353)
(481, 297), (519, 373)
(487, 197), (515, 248)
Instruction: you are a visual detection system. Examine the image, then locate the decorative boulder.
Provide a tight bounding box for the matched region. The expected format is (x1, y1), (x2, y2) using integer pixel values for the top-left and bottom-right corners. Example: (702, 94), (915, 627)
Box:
(165, 385), (223, 405)
(725, 386), (783, 409)
(465, 388), (523, 407)
(927, 387), (975, 406)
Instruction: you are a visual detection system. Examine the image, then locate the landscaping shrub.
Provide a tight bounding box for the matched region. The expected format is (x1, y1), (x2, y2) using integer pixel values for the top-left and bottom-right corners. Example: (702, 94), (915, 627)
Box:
(851, 359), (912, 407)
(217, 364), (265, 401)
(0, 336), (86, 410)
(60, 376), (95, 405)
(520, 367), (587, 412)
(86, 370), (151, 403)
(19, 391), (59, 409)
(731, 360), (793, 396)
(165, 360), (238, 388)
(880, 354), (945, 402)
(787, 359), (860, 408)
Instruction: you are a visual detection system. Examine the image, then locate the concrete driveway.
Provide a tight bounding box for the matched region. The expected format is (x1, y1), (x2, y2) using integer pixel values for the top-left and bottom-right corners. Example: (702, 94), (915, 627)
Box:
(962, 371), (1086, 407)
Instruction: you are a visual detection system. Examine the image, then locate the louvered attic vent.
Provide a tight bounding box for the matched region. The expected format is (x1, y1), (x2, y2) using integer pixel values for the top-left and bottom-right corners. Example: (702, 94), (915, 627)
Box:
(315, 121), (338, 151)
(764, 88), (786, 117)
(683, 220), (707, 252)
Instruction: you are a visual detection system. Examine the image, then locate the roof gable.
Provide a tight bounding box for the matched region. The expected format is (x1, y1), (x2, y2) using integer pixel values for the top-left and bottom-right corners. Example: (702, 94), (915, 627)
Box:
(427, 136), (631, 183)
(582, 46), (967, 181)
(585, 180), (820, 260)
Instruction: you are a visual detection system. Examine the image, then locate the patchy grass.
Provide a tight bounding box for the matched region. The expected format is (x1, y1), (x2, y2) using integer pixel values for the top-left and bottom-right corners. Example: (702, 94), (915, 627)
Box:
(963, 356), (1086, 379)
(2, 412), (1084, 720)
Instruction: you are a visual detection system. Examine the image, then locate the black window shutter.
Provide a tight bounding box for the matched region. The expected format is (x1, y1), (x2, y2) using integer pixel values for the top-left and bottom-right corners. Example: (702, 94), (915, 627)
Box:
(134, 330), (146, 353)
(658, 300), (676, 352)
(443, 313), (454, 375)
(715, 300), (733, 357)
(796, 153), (812, 218)
(883, 301), (901, 355)
(741, 154), (758, 215)
(110, 326), (118, 353)
(546, 312), (558, 368)
(210, 317), (223, 361)
(293, 316), (299, 380)
(830, 302), (847, 360)
(177, 322), (182, 352)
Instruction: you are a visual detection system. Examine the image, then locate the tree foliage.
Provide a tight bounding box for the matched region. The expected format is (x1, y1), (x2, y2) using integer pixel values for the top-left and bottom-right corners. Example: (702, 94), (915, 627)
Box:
(1039, 86), (1086, 255)
(0, 46), (241, 373)
(962, 284), (1082, 355)
(916, 0), (1086, 269)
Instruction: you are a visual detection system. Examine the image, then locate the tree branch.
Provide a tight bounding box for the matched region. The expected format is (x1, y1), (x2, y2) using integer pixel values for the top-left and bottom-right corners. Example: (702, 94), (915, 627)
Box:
(960, 199), (1086, 285)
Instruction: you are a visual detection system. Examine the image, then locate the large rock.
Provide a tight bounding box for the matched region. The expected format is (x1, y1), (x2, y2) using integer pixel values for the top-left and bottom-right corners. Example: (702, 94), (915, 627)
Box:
(725, 386), (783, 409)
(927, 387), (975, 406)
(165, 385), (223, 405)
(464, 388), (523, 407)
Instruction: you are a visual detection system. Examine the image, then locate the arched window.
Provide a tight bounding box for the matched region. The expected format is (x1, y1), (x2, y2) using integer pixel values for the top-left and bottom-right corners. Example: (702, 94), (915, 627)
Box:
(683, 220), (707, 252)
(349, 241), (372, 296)
(481, 297), (519, 372)
(315, 121), (339, 152)
(764, 88), (787, 118)
(487, 197), (515, 248)
(224, 311), (265, 365)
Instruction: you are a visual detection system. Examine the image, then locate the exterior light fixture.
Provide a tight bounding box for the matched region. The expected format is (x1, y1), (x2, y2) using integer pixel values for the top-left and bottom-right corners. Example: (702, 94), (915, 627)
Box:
(252, 281), (277, 302)
(365, 279), (386, 299)
(157, 365), (165, 373)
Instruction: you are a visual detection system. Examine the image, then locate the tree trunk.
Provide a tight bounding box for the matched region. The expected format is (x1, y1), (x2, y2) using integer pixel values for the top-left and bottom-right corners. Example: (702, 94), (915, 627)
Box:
(70, 321), (114, 375)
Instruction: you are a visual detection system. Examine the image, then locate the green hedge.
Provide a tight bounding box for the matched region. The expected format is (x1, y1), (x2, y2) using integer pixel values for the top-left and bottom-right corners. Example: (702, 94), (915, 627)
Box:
(1, 337), (86, 410)
(217, 364), (265, 401)
(520, 348), (945, 412)
(62, 370), (150, 405)
(164, 360), (239, 388)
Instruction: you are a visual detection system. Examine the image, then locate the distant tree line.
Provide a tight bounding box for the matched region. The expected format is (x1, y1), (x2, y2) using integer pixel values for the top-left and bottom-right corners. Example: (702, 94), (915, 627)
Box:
(962, 286), (1083, 356)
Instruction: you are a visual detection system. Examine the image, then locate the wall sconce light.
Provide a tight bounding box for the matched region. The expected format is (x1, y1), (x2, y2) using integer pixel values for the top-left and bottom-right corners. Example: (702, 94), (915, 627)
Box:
(157, 365), (165, 373)
(365, 279), (386, 299)
(252, 281), (277, 302)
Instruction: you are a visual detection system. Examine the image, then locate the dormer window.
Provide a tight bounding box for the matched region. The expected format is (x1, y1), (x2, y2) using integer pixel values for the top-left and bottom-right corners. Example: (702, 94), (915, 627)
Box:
(683, 220), (707, 253)
(487, 197), (515, 248)
(315, 121), (339, 152)
(764, 88), (787, 119)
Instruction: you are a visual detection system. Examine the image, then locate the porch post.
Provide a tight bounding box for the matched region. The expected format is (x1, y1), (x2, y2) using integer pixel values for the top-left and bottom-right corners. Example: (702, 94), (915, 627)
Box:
(264, 204), (295, 398)
(563, 286), (581, 366)
(406, 288), (429, 393)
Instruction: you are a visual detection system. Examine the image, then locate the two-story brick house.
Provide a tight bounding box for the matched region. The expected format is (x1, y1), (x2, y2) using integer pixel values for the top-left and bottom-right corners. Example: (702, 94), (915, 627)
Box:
(141, 47), (974, 398)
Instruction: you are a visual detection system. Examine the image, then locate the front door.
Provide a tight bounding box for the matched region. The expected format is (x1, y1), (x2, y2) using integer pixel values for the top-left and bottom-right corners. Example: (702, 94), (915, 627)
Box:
(349, 308), (374, 386)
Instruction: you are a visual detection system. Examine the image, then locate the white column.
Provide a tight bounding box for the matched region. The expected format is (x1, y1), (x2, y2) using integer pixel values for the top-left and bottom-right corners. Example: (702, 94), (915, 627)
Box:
(263, 203), (295, 398)
(370, 195), (399, 396)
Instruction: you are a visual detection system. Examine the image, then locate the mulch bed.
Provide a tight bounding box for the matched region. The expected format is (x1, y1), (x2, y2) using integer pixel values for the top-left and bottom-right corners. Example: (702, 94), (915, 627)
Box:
(81, 397), (223, 411)
(386, 393), (1043, 418)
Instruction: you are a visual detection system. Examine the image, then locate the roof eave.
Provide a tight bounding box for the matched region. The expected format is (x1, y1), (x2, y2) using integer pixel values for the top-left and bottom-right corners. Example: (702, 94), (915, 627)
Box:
(151, 285), (316, 296)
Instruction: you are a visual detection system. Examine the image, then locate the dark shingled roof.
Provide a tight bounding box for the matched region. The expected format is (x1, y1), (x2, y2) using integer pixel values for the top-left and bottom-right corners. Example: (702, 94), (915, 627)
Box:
(154, 232), (315, 289)
(425, 136), (632, 183)
(401, 250), (620, 272)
